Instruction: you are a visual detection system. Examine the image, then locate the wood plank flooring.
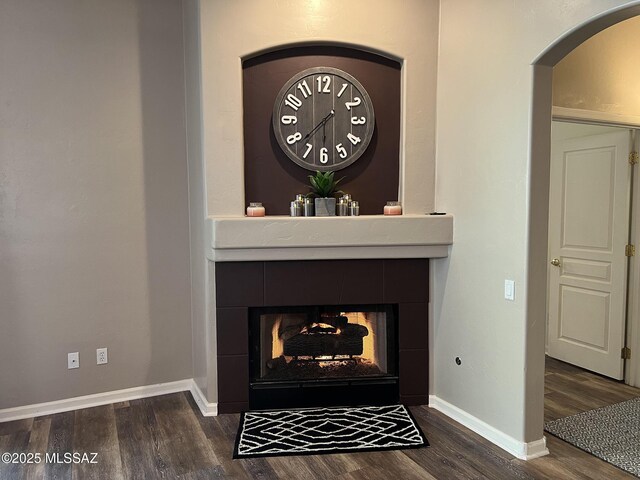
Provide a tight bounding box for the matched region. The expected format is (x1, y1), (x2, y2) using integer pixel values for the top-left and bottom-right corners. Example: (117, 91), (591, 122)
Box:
(544, 356), (639, 422)
(1, 357), (638, 479)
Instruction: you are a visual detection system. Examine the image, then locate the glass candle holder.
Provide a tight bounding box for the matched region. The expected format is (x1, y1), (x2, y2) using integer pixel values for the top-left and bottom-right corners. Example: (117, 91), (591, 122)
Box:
(303, 197), (315, 216)
(383, 201), (402, 215)
(246, 202), (265, 217)
(337, 199), (348, 216)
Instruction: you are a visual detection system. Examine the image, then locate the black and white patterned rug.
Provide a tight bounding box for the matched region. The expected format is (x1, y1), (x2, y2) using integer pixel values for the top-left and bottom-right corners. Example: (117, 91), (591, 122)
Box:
(544, 397), (640, 477)
(233, 404), (428, 458)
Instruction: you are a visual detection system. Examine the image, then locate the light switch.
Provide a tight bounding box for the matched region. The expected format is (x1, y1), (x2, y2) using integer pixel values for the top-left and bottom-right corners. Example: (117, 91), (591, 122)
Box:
(504, 280), (515, 301)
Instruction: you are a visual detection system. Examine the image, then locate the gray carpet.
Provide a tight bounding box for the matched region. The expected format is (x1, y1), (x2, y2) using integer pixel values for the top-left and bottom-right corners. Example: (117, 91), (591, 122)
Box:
(545, 397), (640, 477)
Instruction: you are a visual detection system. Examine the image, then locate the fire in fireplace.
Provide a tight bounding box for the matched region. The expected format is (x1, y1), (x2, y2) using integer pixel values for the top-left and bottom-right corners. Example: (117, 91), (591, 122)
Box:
(249, 304), (398, 409)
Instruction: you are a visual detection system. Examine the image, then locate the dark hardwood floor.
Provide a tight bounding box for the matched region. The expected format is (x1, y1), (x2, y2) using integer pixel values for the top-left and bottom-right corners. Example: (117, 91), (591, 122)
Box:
(544, 356), (639, 422)
(1, 358), (639, 479)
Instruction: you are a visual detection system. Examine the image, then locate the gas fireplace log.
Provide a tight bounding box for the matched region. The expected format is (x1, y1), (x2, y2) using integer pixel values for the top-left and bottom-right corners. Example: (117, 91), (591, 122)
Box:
(283, 323), (368, 357)
(320, 315), (349, 330)
(266, 355), (287, 370)
(278, 325), (304, 341)
(341, 324), (368, 337)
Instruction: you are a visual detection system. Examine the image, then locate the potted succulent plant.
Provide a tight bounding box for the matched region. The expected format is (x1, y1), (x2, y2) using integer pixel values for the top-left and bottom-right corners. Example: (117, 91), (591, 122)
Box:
(307, 171), (344, 216)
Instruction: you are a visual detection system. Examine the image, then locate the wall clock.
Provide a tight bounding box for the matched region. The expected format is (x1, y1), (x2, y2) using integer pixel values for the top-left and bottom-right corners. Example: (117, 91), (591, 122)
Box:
(272, 67), (375, 172)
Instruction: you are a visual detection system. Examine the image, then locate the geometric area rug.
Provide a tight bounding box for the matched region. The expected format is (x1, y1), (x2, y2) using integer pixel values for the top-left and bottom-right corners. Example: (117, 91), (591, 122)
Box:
(544, 397), (640, 478)
(233, 404), (429, 459)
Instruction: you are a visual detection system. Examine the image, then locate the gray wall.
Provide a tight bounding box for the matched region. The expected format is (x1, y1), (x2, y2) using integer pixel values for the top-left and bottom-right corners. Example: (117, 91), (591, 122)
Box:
(0, 0), (192, 409)
(182, 0), (210, 398)
(435, 0), (636, 445)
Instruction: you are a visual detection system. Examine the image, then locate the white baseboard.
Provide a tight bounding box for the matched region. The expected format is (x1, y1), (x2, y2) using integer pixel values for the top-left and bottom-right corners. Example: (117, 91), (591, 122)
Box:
(0, 379), (215, 423)
(429, 395), (549, 460)
(522, 437), (550, 460)
(189, 381), (218, 416)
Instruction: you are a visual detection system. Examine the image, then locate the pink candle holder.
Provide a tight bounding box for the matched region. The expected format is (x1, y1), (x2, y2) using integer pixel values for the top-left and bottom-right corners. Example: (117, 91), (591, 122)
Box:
(246, 202), (265, 217)
(383, 201), (402, 215)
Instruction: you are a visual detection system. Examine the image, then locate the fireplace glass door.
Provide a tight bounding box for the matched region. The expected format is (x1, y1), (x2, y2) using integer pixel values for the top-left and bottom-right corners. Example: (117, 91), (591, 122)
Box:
(250, 304), (397, 384)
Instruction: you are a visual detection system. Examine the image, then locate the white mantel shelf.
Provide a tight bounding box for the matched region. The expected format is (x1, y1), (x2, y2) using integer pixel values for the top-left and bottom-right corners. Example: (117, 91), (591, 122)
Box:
(207, 214), (453, 262)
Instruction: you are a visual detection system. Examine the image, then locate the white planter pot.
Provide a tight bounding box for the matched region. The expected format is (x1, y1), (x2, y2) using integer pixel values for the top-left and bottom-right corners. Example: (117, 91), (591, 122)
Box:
(314, 197), (336, 216)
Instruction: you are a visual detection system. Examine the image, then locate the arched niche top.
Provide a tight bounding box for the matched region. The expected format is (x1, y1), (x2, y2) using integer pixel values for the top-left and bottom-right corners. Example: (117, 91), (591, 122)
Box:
(534, 3), (640, 66)
(241, 41), (403, 68)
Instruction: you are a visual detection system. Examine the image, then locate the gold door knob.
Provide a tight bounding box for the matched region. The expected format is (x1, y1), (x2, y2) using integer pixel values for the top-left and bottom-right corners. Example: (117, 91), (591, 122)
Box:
(550, 258), (561, 267)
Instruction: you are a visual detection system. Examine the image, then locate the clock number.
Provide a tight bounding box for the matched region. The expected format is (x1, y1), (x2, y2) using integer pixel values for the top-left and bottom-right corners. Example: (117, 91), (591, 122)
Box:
(320, 147), (329, 164)
(317, 75), (331, 93)
(345, 97), (361, 111)
(351, 116), (366, 125)
(337, 83), (348, 98)
(281, 115), (297, 125)
(347, 133), (361, 145)
(284, 94), (302, 111)
(297, 80), (312, 98)
(302, 143), (313, 159)
(336, 143), (347, 159)
(287, 132), (302, 145)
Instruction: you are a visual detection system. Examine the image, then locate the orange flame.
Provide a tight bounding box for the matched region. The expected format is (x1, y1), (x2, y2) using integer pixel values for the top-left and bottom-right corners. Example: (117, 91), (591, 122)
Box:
(272, 316), (284, 358)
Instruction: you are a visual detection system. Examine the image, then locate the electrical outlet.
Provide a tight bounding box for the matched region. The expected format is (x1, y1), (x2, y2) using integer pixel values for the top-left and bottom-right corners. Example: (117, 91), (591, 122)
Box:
(68, 352), (79, 369)
(96, 348), (108, 365)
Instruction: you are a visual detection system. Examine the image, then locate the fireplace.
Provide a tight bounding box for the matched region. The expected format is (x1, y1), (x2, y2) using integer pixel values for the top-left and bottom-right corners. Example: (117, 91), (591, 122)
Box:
(249, 304), (398, 409)
(215, 258), (429, 414)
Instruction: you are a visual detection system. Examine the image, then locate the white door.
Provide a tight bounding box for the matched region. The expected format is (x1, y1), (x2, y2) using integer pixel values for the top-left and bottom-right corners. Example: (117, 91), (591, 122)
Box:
(548, 129), (631, 379)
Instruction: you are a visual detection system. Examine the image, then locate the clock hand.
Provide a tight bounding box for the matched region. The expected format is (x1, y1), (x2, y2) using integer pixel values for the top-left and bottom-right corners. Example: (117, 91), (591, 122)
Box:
(303, 110), (335, 141)
(304, 110), (334, 140)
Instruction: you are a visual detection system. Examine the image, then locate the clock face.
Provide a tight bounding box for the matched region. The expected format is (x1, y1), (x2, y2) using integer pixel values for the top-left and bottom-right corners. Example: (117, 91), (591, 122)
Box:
(272, 67), (375, 172)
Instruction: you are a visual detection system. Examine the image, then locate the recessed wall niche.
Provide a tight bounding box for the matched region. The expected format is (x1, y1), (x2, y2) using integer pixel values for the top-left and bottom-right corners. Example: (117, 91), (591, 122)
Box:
(242, 46), (401, 215)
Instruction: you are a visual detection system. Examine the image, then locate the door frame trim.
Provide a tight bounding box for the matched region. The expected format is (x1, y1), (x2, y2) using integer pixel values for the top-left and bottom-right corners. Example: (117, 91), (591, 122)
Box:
(626, 130), (640, 388)
(553, 106), (640, 129)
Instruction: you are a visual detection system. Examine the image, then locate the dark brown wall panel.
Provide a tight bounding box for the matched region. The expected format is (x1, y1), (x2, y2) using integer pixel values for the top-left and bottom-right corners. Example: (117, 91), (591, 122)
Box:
(336, 260), (384, 304)
(218, 402), (250, 415)
(216, 308), (248, 356)
(243, 46), (401, 215)
(384, 259), (429, 304)
(399, 303), (429, 351)
(400, 394), (429, 406)
(263, 260), (384, 306)
(399, 349), (429, 397)
(217, 355), (249, 404)
(264, 260), (340, 306)
(215, 262), (264, 307)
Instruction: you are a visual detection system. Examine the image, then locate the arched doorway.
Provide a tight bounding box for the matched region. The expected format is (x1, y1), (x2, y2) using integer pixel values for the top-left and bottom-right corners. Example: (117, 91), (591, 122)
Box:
(527, 0), (640, 449)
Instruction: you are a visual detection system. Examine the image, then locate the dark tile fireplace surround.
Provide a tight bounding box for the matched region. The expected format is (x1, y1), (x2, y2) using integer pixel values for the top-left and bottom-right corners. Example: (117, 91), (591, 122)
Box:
(215, 258), (429, 414)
